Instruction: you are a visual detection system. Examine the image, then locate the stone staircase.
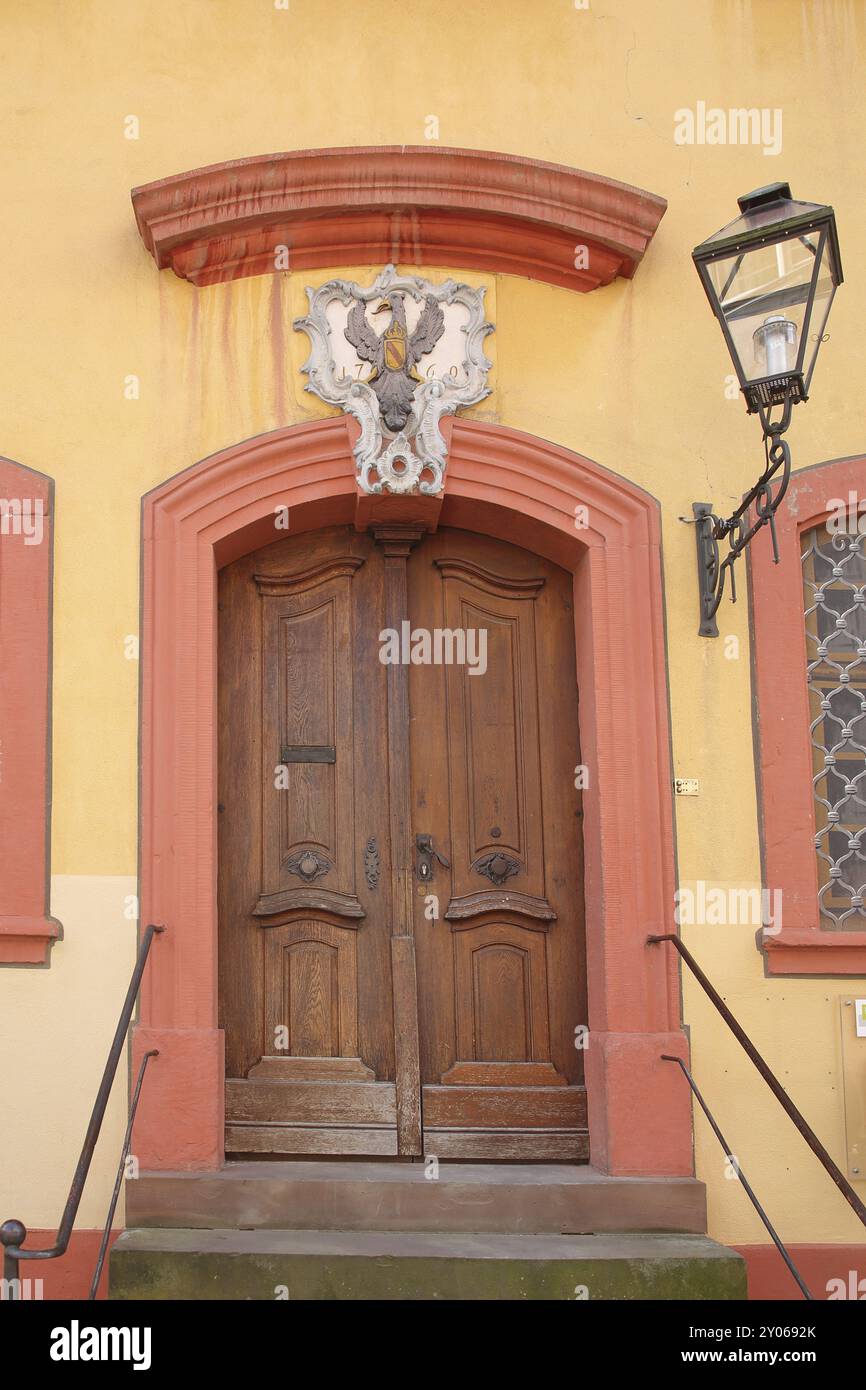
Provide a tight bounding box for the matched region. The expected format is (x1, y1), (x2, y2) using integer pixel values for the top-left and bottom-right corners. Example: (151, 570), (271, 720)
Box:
(110, 1162), (745, 1300)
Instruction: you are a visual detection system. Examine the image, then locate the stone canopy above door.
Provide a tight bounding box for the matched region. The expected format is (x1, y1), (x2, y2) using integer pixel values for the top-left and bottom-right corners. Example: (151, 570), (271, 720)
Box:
(130, 145), (667, 292)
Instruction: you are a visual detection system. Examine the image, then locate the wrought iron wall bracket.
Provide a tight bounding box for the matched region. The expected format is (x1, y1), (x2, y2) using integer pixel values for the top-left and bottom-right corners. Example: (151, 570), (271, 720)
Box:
(688, 396), (793, 637)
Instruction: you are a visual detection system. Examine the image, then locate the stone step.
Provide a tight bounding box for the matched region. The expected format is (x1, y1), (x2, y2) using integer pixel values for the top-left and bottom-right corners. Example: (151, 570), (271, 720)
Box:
(110, 1228), (745, 1301)
(126, 1161), (707, 1235)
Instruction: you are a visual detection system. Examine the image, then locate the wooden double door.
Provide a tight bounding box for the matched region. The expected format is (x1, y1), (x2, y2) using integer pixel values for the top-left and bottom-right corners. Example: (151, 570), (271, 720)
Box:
(218, 524), (587, 1160)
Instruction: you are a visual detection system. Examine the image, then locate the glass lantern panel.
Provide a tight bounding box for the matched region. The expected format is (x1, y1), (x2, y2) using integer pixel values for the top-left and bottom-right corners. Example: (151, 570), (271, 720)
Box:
(802, 261), (836, 389)
(707, 231), (822, 385)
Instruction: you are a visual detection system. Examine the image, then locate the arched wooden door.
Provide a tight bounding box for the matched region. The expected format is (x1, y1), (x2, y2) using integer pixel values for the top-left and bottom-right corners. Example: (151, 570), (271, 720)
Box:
(218, 524), (587, 1160)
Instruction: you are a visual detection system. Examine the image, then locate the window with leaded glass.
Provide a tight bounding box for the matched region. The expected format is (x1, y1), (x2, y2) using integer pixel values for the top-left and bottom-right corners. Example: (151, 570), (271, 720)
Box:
(803, 522), (866, 928)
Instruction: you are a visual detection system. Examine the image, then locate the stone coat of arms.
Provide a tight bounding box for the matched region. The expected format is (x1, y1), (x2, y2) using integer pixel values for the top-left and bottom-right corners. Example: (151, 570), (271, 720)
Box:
(293, 265), (493, 495)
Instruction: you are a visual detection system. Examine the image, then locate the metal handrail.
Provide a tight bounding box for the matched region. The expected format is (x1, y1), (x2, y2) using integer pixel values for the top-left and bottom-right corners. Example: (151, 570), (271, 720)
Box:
(649, 932), (866, 1230)
(661, 1054), (812, 1299)
(0, 923), (164, 1300)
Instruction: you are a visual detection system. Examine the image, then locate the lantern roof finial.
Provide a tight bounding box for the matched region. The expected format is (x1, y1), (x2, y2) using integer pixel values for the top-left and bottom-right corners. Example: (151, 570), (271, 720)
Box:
(737, 182), (792, 214)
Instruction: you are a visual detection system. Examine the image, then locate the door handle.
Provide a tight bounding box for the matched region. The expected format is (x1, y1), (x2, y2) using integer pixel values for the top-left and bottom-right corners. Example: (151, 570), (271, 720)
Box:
(415, 834), (450, 883)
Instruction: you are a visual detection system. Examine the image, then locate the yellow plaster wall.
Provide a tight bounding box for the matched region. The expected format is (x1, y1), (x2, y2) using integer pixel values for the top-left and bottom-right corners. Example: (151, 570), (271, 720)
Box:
(0, 879), (136, 1228)
(0, 0), (864, 1246)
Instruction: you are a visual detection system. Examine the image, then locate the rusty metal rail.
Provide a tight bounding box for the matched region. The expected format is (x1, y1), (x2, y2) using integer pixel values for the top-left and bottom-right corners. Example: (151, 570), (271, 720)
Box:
(649, 932), (866, 1230)
(0, 923), (164, 1300)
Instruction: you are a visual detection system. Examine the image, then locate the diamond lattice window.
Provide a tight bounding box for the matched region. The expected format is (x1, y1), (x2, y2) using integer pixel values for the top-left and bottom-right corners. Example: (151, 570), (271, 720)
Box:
(803, 522), (866, 927)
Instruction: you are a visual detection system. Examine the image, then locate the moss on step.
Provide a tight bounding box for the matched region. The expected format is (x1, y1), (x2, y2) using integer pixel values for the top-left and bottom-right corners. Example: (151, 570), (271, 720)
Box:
(111, 1231), (746, 1301)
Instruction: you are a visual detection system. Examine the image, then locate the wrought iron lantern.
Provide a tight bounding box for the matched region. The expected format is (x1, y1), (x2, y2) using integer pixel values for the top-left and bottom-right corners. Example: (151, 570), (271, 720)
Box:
(689, 183), (843, 635)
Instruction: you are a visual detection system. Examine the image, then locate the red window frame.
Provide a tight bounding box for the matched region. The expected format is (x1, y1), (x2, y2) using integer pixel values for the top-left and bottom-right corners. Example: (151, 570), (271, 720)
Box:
(0, 458), (60, 965)
(751, 453), (866, 974)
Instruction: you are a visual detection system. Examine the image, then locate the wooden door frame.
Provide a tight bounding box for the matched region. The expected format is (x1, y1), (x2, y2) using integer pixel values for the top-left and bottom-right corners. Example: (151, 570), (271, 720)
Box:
(134, 415), (692, 1176)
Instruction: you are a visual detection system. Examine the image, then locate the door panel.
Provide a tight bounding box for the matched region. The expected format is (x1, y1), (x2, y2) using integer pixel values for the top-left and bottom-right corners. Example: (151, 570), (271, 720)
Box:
(255, 558), (365, 920)
(434, 558), (548, 915)
(219, 528), (398, 1155)
(409, 531), (588, 1160)
(218, 524), (587, 1160)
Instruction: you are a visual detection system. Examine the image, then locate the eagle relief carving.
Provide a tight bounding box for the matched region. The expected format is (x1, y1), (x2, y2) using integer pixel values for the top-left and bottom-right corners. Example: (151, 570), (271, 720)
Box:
(293, 265), (493, 495)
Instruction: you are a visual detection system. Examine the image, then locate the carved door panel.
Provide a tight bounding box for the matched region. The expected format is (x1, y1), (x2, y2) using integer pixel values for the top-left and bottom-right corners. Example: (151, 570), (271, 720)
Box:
(218, 527), (398, 1155)
(408, 530), (588, 1160)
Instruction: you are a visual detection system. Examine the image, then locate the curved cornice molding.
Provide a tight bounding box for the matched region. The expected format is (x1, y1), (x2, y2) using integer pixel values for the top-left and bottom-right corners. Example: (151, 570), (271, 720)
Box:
(131, 145), (666, 292)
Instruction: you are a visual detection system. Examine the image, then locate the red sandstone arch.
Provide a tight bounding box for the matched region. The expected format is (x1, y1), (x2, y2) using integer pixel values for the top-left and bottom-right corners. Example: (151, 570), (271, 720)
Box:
(133, 417), (691, 1176)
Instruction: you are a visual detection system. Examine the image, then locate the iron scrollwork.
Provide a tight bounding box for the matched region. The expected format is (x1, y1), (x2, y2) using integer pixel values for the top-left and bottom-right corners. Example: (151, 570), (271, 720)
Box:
(691, 393), (793, 637)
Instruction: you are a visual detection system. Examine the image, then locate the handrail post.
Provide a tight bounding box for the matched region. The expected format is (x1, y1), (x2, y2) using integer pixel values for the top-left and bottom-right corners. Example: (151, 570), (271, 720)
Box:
(1, 1220), (26, 1299)
(88, 1048), (159, 1300)
(661, 1054), (813, 1299)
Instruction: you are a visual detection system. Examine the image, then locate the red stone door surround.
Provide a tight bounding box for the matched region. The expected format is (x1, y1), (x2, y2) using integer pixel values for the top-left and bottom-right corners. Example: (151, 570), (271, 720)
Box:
(132, 416), (692, 1176)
